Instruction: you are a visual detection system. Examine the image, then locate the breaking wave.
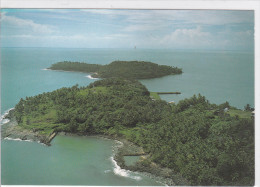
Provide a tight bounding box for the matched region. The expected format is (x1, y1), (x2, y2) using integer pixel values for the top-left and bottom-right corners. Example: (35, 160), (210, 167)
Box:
(4, 137), (33, 142)
(0, 108), (14, 125)
(110, 156), (142, 181)
(110, 140), (142, 181)
(3, 137), (46, 146)
(86, 75), (99, 80)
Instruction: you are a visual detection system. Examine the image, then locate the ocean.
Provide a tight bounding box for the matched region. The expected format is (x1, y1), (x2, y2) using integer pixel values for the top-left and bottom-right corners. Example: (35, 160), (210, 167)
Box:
(0, 48), (254, 185)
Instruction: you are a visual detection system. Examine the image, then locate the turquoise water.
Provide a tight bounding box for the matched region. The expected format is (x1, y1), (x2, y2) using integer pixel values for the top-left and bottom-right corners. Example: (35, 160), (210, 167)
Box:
(1, 48), (254, 185)
(1, 48), (254, 113)
(140, 50), (254, 108)
(1, 136), (162, 185)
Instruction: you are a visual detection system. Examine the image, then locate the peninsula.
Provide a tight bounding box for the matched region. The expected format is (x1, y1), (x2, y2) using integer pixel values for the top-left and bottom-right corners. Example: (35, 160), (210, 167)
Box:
(48, 61), (182, 79)
(2, 78), (254, 186)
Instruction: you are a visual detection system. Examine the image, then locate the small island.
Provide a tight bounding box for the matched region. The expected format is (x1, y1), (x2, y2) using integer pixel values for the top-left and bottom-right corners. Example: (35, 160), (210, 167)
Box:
(2, 78), (254, 186)
(48, 61), (182, 79)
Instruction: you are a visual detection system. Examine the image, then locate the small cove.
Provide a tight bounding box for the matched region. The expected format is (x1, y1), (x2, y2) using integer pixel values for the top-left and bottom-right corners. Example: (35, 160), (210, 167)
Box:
(1, 135), (163, 185)
(1, 48), (254, 185)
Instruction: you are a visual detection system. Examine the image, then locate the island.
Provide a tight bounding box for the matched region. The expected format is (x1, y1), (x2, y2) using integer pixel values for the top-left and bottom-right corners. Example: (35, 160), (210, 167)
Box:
(2, 78), (254, 186)
(47, 60), (183, 79)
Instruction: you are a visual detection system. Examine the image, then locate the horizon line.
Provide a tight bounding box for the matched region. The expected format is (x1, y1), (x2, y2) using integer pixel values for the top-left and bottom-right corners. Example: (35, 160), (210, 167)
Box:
(0, 46), (254, 52)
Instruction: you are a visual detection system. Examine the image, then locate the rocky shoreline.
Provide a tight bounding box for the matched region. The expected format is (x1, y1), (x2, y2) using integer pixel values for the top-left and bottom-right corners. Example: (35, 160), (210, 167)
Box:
(1, 110), (188, 186)
(1, 109), (56, 146)
(60, 132), (185, 185)
(111, 137), (189, 186)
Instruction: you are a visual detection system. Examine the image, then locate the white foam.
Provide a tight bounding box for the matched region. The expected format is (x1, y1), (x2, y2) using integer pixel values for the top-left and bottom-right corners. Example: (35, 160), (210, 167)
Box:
(37, 140), (47, 146)
(4, 137), (48, 145)
(4, 137), (23, 141)
(104, 170), (111, 173)
(4, 137), (35, 142)
(110, 140), (142, 180)
(0, 108), (14, 125)
(41, 68), (49, 71)
(86, 75), (99, 80)
(114, 140), (123, 146)
(110, 156), (142, 181)
(0, 119), (10, 125)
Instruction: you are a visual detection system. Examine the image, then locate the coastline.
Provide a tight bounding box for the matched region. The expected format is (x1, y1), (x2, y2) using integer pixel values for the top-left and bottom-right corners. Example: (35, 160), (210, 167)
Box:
(86, 74), (99, 80)
(60, 132), (183, 185)
(1, 109), (56, 146)
(1, 109), (187, 186)
(43, 68), (99, 80)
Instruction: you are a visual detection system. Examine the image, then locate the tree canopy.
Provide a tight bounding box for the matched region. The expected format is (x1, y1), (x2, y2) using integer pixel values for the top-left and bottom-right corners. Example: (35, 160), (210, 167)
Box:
(14, 78), (254, 186)
(48, 61), (182, 79)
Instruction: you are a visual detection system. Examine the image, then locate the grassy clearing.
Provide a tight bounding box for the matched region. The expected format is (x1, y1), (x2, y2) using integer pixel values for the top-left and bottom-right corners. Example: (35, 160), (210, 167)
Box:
(77, 86), (108, 97)
(150, 92), (161, 100)
(20, 109), (58, 136)
(227, 109), (252, 119)
(92, 86), (108, 94)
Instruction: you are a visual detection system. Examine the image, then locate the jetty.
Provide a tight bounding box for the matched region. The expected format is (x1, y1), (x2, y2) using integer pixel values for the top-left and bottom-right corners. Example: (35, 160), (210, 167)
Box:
(45, 132), (57, 146)
(156, 92), (181, 95)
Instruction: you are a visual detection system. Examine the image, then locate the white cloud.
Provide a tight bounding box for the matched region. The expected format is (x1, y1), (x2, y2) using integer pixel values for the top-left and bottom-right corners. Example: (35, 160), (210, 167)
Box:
(81, 9), (131, 16)
(82, 9), (253, 33)
(82, 9), (253, 25)
(0, 12), (55, 34)
(158, 26), (212, 48)
(2, 34), (34, 38)
(123, 24), (162, 32)
(0, 10), (253, 50)
(1, 32), (131, 48)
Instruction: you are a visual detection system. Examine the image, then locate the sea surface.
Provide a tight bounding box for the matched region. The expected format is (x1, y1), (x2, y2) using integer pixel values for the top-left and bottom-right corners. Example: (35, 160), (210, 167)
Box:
(1, 48), (254, 185)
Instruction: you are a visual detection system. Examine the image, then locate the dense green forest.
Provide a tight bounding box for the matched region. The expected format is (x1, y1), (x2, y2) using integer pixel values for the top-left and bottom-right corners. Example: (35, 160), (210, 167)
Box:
(13, 78), (254, 186)
(49, 61), (102, 73)
(48, 61), (182, 79)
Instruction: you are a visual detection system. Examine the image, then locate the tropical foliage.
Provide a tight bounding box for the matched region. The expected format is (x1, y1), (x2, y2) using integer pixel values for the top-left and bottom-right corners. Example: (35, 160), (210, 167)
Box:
(14, 78), (254, 186)
(48, 61), (182, 79)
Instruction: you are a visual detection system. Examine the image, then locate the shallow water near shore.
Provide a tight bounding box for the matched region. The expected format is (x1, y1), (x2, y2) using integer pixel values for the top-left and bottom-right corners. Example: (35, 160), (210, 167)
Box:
(1, 48), (254, 185)
(1, 135), (162, 185)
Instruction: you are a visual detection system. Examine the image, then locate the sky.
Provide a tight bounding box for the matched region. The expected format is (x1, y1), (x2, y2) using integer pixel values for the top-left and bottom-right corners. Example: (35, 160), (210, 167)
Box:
(0, 9), (254, 50)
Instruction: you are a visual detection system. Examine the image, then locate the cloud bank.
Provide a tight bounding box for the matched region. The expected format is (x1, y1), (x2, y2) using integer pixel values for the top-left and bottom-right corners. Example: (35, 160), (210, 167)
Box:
(0, 9), (254, 50)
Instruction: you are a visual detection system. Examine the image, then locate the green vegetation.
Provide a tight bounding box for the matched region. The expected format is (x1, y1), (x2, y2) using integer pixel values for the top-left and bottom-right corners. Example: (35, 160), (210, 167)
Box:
(244, 104), (254, 112)
(14, 78), (254, 186)
(133, 96), (254, 186)
(48, 61), (182, 79)
(150, 92), (161, 100)
(227, 108), (252, 119)
(48, 61), (102, 72)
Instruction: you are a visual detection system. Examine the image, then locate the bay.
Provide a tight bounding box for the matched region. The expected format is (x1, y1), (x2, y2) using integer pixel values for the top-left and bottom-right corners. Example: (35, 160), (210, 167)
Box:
(1, 47), (254, 185)
(1, 135), (162, 185)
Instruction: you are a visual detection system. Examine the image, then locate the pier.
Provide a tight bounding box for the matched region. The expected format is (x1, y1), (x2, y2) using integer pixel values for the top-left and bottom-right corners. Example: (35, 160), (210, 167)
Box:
(156, 92), (181, 94)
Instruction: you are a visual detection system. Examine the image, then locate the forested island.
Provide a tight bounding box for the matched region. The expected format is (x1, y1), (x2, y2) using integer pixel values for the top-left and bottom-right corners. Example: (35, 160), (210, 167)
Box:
(48, 61), (182, 79)
(3, 78), (254, 186)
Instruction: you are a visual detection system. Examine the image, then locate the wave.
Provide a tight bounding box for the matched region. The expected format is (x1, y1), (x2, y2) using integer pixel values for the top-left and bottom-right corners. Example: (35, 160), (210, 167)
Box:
(110, 156), (142, 181)
(41, 68), (49, 71)
(104, 169), (111, 173)
(0, 119), (10, 125)
(86, 75), (99, 80)
(110, 140), (142, 181)
(4, 137), (33, 142)
(3, 137), (47, 146)
(0, 108), (14, 125)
